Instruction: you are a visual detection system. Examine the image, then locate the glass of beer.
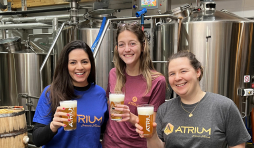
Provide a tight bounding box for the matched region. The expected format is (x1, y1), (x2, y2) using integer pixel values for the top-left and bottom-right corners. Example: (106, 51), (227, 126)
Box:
(137, 104), (154, 137)
(60, 100), (77, 131)
(109, 92), (125, 121)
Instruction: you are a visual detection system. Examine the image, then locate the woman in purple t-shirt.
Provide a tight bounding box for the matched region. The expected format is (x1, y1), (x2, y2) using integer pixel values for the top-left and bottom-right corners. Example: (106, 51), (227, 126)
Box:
(102, 22), (166, 148)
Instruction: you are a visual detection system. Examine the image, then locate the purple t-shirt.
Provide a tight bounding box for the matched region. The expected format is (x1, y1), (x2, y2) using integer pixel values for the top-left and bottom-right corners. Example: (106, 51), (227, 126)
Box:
(102, 68), (166, 148)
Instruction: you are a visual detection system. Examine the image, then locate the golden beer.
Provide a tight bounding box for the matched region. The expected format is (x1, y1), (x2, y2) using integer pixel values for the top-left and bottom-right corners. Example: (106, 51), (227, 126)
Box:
(60, 100), (77, 131)
(109, 93), (125, 121)
(137, 104), (154, 137)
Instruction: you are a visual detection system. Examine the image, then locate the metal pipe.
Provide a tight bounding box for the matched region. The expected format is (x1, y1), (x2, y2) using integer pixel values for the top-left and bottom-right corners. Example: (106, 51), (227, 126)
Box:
(53, 18), (59, 71)
(0, 7), (70, 15)
(1, 14), (84, 23)
(110, 14), (177, 21)
(29, 41), (45, 53)
(19, 94), (39, 129)
(79, 4), (93, 8)
(0, 23), (51, 29)
(70, 0), (79, 24)
(1, 21), (6, 39)
(40, 22), (66, 91)
(28, 33), (52, 37)
(93, 14), (178, 58)
(27, 97), (32, 128)
(149, 18), (155, 59)
(20, 94), (40, 99)
(93, 19), (110, 58)
(21, 0), (27, 11)
(28, 33), (52, 54)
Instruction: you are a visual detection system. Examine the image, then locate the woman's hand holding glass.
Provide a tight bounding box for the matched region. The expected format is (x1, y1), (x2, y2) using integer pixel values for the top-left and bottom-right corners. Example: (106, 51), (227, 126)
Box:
(50, 106), (70, 132)
(135, 119), (157, 138)
(111, 104), (131, 122)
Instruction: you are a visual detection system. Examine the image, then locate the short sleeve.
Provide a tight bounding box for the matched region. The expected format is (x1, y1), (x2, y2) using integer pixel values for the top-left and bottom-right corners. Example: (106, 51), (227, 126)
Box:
(33, 86), (53, 125)
(225, 101), (251, 146)
(156, 104), (165, 142)
(149, 76), (166, 112)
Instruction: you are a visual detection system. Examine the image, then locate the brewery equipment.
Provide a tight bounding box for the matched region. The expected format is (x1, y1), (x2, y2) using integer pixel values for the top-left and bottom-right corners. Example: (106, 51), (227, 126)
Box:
(132, 0), (170, 16)
(56, 9), (116, 90)
(0, 43), (53, 129)
(177, 0), (254, 115)
(0, 0), (253, 145)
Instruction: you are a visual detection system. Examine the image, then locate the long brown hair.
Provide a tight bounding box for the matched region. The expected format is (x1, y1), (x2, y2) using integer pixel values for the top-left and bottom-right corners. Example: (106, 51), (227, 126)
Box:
(114, 22), (162, 94)
(46, 40), (96, 114)
(168, 50), (203, 81)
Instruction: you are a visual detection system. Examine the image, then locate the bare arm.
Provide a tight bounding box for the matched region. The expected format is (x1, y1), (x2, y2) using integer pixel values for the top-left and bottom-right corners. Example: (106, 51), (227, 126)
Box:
(147, 113), (165, 148)
(135, 119), (164, 148)
(135, 112), (164, 148)
(147, 130), (165, 148)
(229, 143), (245, 148)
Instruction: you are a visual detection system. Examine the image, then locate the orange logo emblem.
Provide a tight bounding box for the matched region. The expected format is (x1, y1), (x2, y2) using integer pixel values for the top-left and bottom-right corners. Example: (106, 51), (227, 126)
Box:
(110, 101), (116, 108)
(164, 123), (174, 135)
(132, 96), (137, 102)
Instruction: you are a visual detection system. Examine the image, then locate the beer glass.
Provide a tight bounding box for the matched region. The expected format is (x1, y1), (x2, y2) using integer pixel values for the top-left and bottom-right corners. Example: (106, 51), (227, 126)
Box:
(137, 104), (154, 137)
(109, 92), (125, 121)
(60, 100), (77, 131)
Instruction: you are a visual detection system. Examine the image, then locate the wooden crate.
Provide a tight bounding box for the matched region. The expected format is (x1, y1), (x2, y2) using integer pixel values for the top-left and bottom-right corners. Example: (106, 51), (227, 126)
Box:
(7, 0), (95, 8)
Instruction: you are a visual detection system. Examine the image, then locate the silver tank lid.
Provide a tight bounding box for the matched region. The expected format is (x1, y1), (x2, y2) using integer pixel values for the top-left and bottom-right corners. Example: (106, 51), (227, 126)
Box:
(180, 0), (251, 23)
(182, 10), (251, 22)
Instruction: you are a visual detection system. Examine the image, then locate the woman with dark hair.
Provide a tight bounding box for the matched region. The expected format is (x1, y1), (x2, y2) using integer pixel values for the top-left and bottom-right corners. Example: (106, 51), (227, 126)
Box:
(33, 40), (108, 148)
(135, 50), (250, 148)
(102, 22), (166, 148)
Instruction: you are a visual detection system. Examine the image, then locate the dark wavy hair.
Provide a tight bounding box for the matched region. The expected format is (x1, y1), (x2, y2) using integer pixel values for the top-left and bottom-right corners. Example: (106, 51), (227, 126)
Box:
(47, 40), (95, 114)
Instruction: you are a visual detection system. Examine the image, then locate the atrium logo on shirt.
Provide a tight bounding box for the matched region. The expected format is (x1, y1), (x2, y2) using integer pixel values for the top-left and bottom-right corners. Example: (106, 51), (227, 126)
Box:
(164, 123), (211, 138)
(78, 114), (102, 128)
(132, 97), (137, 102)
(164, 123), (174, 135)
(128, 96), (138, 107)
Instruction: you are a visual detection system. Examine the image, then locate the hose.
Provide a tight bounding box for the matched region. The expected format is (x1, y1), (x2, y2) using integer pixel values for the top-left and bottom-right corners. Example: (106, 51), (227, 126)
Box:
(91, 17), (107, 52)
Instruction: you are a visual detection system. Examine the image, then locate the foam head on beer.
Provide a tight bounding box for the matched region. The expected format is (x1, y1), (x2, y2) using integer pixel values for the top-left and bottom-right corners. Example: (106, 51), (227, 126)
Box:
(60, 100), (77, 131)
(137, 104), (154, 137)
(60, 100), (77, 108)
(137, 106), (154, 115)
(109, 93), (124, 102)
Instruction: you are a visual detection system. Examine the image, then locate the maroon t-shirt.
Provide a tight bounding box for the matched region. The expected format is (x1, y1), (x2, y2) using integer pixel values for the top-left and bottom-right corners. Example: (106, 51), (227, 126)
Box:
(102, 68), (166, 148)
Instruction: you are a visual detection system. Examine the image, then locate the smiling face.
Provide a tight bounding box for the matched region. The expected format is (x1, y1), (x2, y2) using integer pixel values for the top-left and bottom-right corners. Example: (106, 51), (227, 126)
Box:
(117, 30), (142, 69)
(68, 48), (91, 87)
(168, 57), (201, 98)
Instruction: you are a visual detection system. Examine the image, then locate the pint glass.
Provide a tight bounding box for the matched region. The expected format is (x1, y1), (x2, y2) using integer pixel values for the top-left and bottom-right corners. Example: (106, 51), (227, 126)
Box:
(137, 104), (154, 137)
(109, 92), (125, 121)
(60, 100), (77, 131)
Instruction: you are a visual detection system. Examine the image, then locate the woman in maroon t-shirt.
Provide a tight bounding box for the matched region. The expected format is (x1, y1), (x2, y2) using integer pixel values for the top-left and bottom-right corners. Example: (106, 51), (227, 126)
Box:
(102, 22), (166, 148)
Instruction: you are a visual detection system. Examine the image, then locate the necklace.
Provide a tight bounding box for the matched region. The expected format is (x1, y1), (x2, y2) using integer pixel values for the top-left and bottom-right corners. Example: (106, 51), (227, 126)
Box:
(181, 101), (200, 117)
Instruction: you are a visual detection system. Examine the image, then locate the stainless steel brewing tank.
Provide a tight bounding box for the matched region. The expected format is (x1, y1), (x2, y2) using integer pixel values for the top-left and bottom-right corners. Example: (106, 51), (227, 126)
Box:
(153, 20), (179, 99)
(178, 10), (254, 109)
(78, 27), (115, 90)
(0, 51), (52, 110)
